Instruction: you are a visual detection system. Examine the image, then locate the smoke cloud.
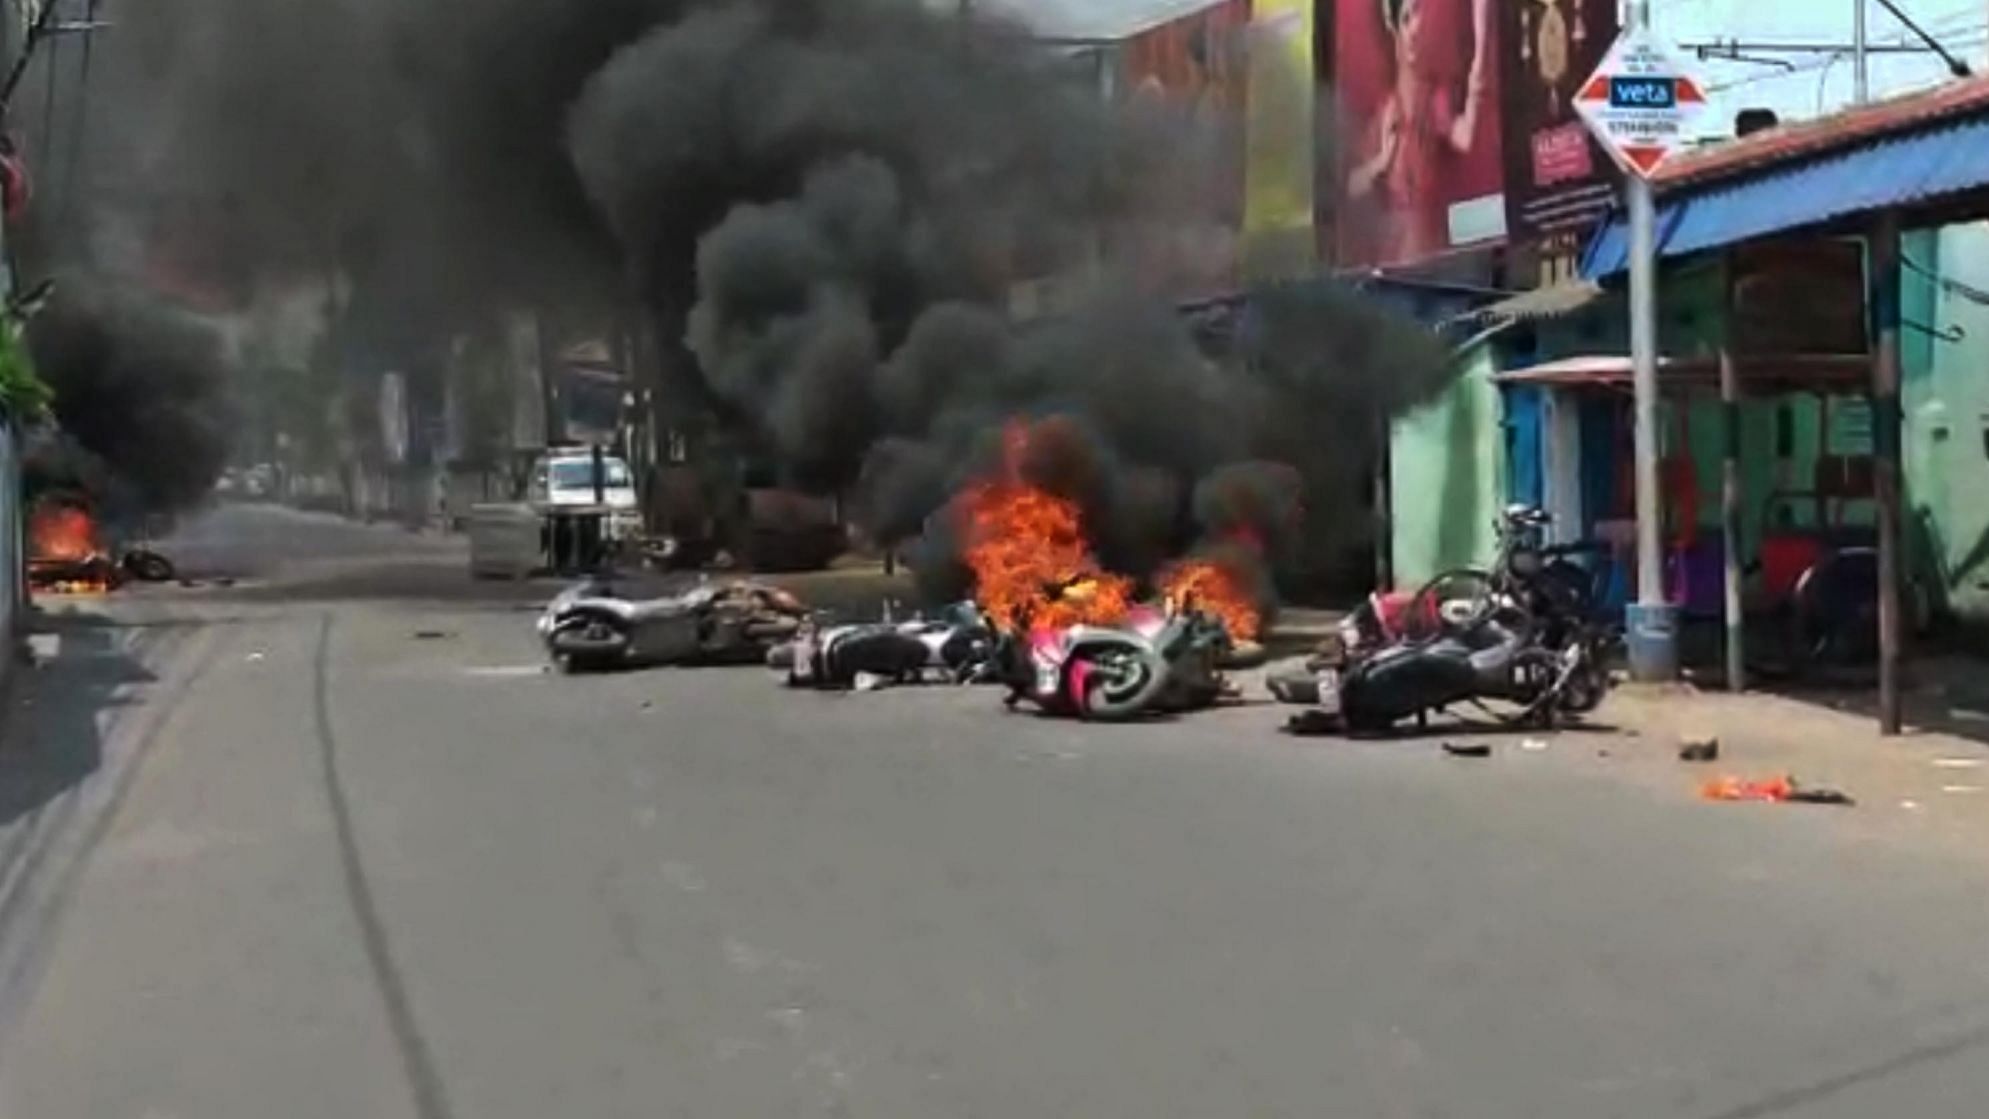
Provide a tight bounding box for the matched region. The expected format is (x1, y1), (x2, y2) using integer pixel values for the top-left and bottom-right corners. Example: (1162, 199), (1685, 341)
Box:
(25, 280), (235, 518)
(29, 0), (1453, 588)
(566, 0), (1450, 597)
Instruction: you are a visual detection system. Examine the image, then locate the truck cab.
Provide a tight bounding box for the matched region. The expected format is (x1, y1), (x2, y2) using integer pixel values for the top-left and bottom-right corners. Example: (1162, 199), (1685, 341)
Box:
(527, 447), (643, 541)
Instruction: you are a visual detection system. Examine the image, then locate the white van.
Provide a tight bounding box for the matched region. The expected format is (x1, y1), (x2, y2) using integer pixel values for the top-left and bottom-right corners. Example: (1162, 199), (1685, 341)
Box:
(527, 448), (644, 540)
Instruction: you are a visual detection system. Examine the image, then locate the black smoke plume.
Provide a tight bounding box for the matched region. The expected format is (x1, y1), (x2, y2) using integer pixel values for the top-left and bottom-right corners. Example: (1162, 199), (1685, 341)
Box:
(32, 0), (1453, 592)
(568, 0), (1452, 599)
(25, 280), (234, 518)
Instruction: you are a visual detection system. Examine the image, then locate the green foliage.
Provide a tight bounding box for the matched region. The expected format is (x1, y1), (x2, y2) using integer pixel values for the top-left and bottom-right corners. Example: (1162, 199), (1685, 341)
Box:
(0, 318), (53, 419)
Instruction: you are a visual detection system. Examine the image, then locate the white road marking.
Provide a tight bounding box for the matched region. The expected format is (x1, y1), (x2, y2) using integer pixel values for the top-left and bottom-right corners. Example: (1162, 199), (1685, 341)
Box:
(660, 861), (706, 892)
(460, 665), (547, 678)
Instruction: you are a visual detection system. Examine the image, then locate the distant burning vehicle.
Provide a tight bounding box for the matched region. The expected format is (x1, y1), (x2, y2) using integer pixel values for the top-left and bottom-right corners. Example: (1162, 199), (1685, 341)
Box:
(25, 496), (178, 595)
(27, 498), (119, 595)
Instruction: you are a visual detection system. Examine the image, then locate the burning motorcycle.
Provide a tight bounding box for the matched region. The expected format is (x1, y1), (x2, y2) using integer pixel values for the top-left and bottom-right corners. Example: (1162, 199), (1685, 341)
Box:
(538, 578), (806, 673)
(991, 591), (1235, 721)
(777, 603), (998, 689)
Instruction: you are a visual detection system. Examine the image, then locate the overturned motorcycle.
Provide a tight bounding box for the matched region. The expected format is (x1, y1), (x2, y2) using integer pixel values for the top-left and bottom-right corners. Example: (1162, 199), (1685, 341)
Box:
(992, 600), (1238, 721)
(538, 578), (807, 672)
(775, 604), (998, 690)
(1270, 601), (1610, 735)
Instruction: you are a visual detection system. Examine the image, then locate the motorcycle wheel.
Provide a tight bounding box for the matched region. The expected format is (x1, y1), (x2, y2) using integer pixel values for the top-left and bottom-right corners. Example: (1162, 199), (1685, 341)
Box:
(1067, 645), (1169, 721)
(1502, 647), (1568, 728)
(121, 549), (177, 583)
(549, 620), (629, 673)
(1557, 656), (1608, 715)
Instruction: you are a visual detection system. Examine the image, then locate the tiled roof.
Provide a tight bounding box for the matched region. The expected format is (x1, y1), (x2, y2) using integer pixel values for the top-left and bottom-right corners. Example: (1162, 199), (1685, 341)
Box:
(1658, 75), (1989, 191)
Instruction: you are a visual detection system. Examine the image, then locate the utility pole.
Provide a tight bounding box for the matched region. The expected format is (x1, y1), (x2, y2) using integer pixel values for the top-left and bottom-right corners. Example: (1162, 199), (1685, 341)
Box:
(1872, 209), (1904, 735)
(1853, 0), (1870, 103)
(1624, 0), (1679, 682)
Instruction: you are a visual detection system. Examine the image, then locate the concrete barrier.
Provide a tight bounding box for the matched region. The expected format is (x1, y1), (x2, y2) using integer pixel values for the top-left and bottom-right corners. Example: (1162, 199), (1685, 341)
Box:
(467, 503), (543, 579)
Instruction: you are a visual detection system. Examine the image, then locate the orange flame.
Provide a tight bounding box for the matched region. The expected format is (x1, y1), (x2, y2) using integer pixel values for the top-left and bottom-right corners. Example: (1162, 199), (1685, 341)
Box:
(29, 505), (101, 564)
(1159, 559), (1261, 641)
(959, 423), (1134, 632)
(27, 504), (116, 595)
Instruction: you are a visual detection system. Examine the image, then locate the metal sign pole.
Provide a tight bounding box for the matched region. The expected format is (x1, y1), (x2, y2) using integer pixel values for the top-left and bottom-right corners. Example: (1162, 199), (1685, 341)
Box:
(1622, 0), (1679, 681)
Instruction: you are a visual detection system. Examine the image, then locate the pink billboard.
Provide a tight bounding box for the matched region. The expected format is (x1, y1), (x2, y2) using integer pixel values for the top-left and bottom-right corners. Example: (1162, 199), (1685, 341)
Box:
(1336, 0), (1506, 268)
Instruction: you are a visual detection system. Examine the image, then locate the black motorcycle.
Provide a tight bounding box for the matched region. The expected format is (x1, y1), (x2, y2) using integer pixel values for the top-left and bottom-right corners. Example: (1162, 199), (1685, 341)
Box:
(1274, 507), (1612, 732)
(778, 604), (997, 689)
(1331, 604), (1602, 733)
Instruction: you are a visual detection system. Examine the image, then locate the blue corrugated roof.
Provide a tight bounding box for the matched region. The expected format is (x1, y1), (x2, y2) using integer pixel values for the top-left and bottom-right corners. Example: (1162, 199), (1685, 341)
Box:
(1582, 113), (1989, 278)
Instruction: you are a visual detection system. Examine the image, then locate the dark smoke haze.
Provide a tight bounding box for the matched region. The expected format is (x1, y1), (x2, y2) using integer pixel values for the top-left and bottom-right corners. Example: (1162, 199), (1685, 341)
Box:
(25, 282), (234, 517)
(28, 0), (1453, 584)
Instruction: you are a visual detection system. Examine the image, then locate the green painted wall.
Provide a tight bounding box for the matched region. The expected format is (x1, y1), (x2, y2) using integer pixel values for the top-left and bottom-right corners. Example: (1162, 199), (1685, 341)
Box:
(1389, 342), (1503, 591)
(1385, 229), (1989, 625)
(1904, 222), (1989, 623)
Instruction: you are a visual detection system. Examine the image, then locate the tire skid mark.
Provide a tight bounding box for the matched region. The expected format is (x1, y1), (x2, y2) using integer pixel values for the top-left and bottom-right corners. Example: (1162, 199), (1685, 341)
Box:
(314, 613), (456, 1119)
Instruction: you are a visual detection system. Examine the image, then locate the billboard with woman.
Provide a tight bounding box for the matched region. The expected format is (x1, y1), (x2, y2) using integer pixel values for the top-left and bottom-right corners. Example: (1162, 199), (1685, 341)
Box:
(1336, 0), (1505, 268)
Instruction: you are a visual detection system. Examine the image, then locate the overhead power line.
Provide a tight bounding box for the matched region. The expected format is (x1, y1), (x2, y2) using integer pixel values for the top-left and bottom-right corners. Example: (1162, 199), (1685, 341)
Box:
(1706, 25), (1988, 93)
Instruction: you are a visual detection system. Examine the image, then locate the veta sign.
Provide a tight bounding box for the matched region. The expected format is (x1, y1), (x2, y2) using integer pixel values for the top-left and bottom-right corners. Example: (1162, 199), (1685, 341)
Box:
(1573, 28), (1706, 176)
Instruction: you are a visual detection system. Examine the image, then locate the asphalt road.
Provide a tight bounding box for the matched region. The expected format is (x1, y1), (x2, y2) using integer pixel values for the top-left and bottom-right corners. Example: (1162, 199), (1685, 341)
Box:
(5, 504), (1989, 1118)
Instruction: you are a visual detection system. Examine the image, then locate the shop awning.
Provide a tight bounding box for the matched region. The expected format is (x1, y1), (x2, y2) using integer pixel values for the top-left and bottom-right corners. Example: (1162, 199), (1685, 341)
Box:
(1177, 275), (1504, 351)
(1583, 76), (1989, 278)
(1452, 280), (1606, 326)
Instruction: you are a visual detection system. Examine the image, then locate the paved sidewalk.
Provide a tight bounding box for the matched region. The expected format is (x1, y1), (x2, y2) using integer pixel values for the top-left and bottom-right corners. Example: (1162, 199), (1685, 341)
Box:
(1583, 682), (1989, 852)
(0, 605), (222, 1042)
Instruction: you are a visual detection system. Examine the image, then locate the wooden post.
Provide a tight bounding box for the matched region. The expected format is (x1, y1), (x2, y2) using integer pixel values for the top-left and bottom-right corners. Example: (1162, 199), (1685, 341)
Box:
(1872, 209), (1905, 736)
(1719, 258), (1746, 692)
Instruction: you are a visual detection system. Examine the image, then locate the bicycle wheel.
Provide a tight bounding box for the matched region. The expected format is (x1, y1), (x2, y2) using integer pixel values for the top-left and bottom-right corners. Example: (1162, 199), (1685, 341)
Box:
(1406, 568), (1497, 642)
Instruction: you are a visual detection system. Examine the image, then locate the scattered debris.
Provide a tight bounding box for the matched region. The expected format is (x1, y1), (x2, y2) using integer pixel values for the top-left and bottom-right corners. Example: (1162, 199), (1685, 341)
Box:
(1442, 742), (1492, 759)
(411, 630), (455, 641)
(1701, 775), (1854, 806)
(1678, 735), (1720, 763)
(1282, 709), (1339, 736)
(245, 652), (265, 663)
(1786, 786), (1857, 806)
(1932, 757), (1986, 770)
(1941, 785), (1983, 795)
(1902, 800), (1924, 811)
(1520, 738), (1549, 753)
